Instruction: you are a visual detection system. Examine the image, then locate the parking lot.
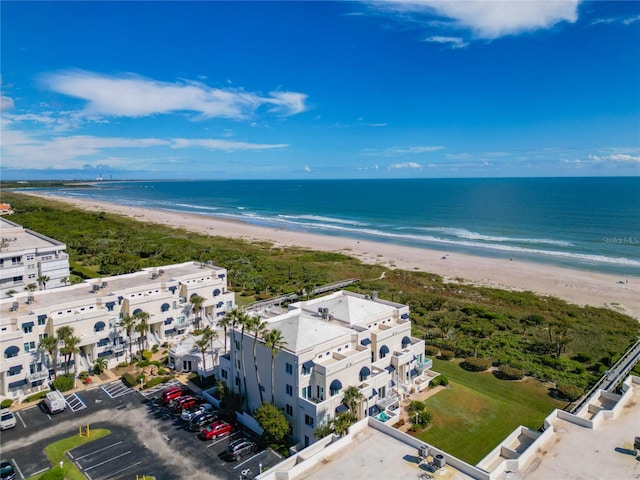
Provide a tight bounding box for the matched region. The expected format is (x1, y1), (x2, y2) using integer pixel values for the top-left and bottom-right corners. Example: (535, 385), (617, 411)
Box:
(1, 380), (282, 479)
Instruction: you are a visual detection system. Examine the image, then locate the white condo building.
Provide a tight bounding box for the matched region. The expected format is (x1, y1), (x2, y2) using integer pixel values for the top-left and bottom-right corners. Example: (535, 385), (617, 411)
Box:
(219, 290), (433, 448)
(0, 218), (70, 298)
(0, 261), (235, 399)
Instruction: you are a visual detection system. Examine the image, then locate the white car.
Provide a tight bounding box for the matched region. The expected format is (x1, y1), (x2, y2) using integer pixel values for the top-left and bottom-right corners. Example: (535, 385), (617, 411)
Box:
(0, 409), (17, 431)
(180, 403), (213, 422)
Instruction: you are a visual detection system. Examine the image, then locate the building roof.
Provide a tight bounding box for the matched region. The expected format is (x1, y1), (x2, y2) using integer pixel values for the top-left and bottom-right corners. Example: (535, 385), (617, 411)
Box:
(0, 218), (66, 253)
(303, 291), (399, 327)
(266, 311), (353, 353)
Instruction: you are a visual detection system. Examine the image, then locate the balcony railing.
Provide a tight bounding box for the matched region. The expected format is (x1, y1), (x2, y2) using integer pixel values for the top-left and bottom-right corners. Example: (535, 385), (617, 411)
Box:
(27, 370), (49, 382)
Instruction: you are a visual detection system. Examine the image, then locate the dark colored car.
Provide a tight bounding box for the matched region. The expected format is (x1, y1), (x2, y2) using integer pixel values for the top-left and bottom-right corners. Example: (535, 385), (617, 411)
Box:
(199, 420), (232, 440)
(0, 461), (16, 480)
(226, 438), (258, 461)
(186, 411), (218, 432)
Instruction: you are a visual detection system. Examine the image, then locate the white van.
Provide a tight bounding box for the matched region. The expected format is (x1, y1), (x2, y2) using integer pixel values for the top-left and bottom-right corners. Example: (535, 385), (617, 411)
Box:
(44, 390), (66, 414)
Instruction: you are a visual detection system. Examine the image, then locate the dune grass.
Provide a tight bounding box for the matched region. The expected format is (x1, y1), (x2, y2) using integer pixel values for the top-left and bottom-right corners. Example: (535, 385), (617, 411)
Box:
(417, 359), (565, 465)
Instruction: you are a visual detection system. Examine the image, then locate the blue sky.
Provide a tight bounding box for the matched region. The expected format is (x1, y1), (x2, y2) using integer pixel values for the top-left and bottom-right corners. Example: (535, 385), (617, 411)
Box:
(1, 1), (639, 180)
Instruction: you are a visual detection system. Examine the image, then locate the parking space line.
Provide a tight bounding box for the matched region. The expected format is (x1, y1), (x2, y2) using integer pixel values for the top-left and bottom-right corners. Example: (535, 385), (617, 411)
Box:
(74, 441), (123, 461)
(100, 380), (134, 399)
(15, 411), (26, 428)
(65, 393), (87, 412)
(84, 450), (132, 471)
(233, 451), (264, 470)
(11, 457), (25, 480)
(140, 379), (180, 397)
(95, 460), (142, 480)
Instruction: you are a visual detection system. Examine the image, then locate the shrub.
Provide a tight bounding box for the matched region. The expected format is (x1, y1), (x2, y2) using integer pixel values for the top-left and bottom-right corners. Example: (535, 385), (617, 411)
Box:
(439, 349), (455, 361)
(117, 361), (128, 368)
(23, 390), (50, 403)
(438, 374), (449, 386)
(52, 374), (74, 392)
(425, 345), (440, 356)
(574, 353), (593, 363)
(498, 364), (525, 380)
(555, 383), (583, 402)
(78, 371), (89, 380)
(1, 399), (13, 408)
(462, 357), (492, 372)
(141, 350), (152, 361)
(152, 344), (159, 353)
(430, 377), (441, 387)
(136, 360), (150, 368)
(144, 376), (171, 389)
(157, 367), (168, 375)
(151, 360), (161, 367)
(122, 372), (137, 387)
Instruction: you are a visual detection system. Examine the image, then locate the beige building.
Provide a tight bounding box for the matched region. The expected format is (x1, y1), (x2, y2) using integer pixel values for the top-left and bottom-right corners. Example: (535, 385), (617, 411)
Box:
(0, 261), (235, 399)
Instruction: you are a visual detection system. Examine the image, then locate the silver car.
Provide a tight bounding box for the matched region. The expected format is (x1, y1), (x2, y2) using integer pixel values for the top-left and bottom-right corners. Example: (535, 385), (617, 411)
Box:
(0, 409), (17, 431)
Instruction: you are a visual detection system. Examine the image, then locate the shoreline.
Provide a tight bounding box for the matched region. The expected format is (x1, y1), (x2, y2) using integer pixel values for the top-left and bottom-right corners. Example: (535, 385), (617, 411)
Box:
(20, 191), (640, 321)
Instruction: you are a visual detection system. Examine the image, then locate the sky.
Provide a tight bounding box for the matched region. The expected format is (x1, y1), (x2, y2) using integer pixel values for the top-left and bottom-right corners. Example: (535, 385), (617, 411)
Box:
(1, 1), (639, 180)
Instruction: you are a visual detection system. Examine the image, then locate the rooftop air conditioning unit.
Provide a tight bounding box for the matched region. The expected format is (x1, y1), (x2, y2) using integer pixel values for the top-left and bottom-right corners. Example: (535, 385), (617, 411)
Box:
(434, 454), (446, 469)
(419, 445), (429, 459)
(318, 307), (329, 319)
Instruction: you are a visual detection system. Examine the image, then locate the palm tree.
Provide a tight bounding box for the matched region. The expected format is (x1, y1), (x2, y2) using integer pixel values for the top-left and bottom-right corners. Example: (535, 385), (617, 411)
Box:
(236, 311), (254, 411)
(217, 312), (232, 354)
(60, 277), (69, 287)
(24, 283), (37, 303)
(93, 356), (107, 375)
(189, 294), (205, 330)
(332, 411), (357, 437)
(134, 310), (150, 352)
(195, 335), (210, 376)
(248, 316), (268, 404)
(223, 309), (241, 392)
(39, 335), (58, 379)
(263, 329), (287, 404)
(342, 386), (365, 419)
(119, 314), (137, 363)
(37, 275), (50, 290)
(56, 326), (73, 374)
(60, 333), (80, 376)
(202, 326), (218, 369)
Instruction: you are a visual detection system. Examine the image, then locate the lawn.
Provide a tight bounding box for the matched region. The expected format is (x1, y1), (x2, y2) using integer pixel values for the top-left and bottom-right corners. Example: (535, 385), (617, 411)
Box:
(417, 359), (566, 465)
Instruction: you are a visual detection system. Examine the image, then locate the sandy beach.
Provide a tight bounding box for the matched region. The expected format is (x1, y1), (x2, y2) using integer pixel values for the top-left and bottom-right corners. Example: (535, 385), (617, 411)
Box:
(23, 192), (640, 321)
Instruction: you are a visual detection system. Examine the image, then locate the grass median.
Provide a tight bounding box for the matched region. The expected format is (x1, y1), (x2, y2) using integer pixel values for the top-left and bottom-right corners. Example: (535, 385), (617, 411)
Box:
(27, 428), (111, 480)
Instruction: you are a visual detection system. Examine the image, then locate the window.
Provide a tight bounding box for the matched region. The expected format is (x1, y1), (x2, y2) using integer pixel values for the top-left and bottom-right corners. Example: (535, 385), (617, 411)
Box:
(286, 384), (293, 396)
(23, 325), (33, 334)
(286, 404), (293, 416)
(39, 333), (48, 341)
(24, 341), (36, 352)
(221, 369), (228, 379)
(235, 340), (241, 350)
(235, 376), (241, 387)
(38, 316), (46, 326)
(302, 365), (311, 375)
(285, 363), (293, 375)
(301, 386), (308, 399)
(305, 414), (314, 427)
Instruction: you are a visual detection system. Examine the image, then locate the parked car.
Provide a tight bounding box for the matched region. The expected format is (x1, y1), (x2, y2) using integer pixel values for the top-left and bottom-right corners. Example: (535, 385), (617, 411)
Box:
(0, 461), (16, 480)
(199, 421), (232, 440)
(161, 386), (186, 404)
(181, 403), (213, 422)
(171, 396), (197, 413)
(44, 390), (66, 414)
(0, 410), (16, 431)
(186, 411), (218, 432)
(226, 438), (258, 461)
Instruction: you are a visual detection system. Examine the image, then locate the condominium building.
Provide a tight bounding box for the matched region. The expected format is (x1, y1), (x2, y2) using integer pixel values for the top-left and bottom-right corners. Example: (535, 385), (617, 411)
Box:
(219, 290), (432, 448)
(0, 218), (70, 298)
(0, 261), (235, 399)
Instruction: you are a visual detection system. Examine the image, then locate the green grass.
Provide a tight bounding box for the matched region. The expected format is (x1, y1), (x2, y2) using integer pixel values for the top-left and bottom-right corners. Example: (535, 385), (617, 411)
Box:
(417, 359), (566, 465)
(27, 429), (111, 480)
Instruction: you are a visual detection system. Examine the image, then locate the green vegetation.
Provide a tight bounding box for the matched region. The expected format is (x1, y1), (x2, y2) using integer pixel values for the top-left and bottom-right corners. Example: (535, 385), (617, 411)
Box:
(2, 191), (638, 392)
(253, 403), (290, 443)
(418, 359), (565, 464)
(28, 429), (111, 480)
(51, 374), (74, 392)
(22, 390), (50, 404)
(1, 399), (13, 408)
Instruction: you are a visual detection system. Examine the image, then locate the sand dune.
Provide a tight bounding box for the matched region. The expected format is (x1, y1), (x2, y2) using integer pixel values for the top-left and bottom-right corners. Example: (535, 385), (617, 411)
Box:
(25, 192), (640, 321)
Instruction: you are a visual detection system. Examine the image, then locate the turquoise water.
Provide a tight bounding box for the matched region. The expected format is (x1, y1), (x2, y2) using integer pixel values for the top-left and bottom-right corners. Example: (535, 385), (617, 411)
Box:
(31, 177), (640, 276)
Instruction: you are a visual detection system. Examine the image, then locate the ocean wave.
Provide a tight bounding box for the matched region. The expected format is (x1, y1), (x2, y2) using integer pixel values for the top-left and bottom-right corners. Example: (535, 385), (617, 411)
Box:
(278, 214), (368, 226)
(416, 226), (572, 247)
(172, 203), (220, 211)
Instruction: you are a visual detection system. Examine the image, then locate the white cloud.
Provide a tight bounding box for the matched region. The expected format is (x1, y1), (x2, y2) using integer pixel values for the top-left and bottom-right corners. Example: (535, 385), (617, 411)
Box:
(591, 14), (640, 26)
(304, 165), (312, 172)
(171, 138), (289, 151)
(366, 0), (579, 39)
(589, 154), (640, 164)
(1, 95), (14, 111)
(364, 145), (444, 156)
(424, 36), (469, 49)
(40, 70), (308, 120)
(388, 161), (423, 169)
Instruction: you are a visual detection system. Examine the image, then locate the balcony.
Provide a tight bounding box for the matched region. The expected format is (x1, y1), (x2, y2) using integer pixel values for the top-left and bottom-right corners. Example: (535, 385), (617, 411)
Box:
(390, 349), (414, 369)
(27, 369), (49, 383)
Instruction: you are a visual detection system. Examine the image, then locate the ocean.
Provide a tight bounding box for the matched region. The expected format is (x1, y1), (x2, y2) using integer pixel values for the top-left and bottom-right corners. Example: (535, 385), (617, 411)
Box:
(34, 177), (640, 277)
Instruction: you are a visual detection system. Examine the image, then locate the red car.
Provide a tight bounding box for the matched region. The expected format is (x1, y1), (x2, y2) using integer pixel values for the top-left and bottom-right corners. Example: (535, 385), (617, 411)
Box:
(171, 396), (197, 413)
(162, 386), (185, 404)
(199, 421), (232, 440)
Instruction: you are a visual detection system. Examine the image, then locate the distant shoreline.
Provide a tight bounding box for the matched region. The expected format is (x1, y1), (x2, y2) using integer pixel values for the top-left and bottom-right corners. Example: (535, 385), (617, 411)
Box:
(21, 191), (640, 321)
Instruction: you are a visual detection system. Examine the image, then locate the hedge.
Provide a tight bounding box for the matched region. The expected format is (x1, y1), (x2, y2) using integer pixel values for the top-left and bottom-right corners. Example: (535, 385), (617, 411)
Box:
(438, 374), (449, 386)
(556, 383), (583, 402)
(1, 399), (14, 408)
(22, 390), (50, 403)
(144, 376), (172, 389)
(425, 345), (440, 356)
(462, 357), (492, 372)
(498, 364), (524, 380)
(122, 372), (137, 387)
(439, 349), (455, 361)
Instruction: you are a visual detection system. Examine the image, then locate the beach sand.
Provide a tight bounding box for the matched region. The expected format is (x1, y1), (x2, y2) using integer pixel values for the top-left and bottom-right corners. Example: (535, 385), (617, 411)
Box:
(24, 192), (640, 321)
